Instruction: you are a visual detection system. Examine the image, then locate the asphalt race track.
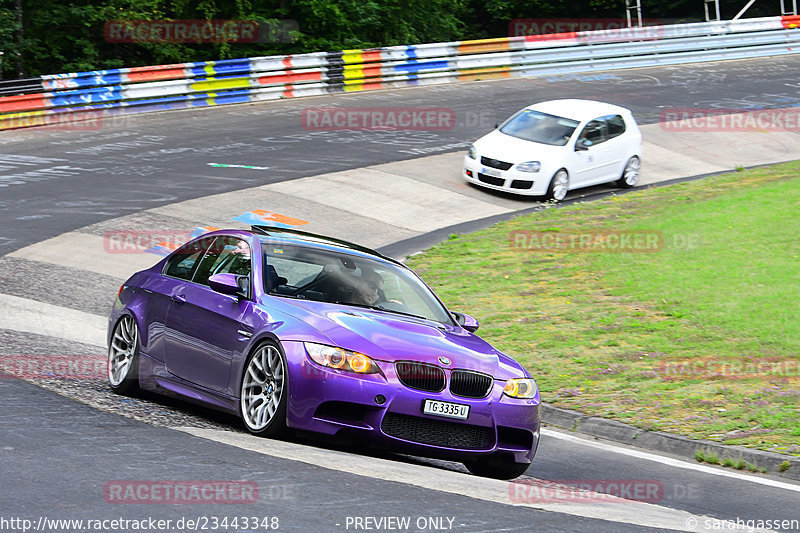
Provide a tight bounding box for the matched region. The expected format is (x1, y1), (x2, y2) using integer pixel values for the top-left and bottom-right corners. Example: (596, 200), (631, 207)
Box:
(2, 55), (800, 532)
(4, 54), (800, 253)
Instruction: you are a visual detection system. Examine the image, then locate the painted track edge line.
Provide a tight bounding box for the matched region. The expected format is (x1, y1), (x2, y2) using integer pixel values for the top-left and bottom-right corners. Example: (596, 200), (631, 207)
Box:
(543, 428), (800, 492)
(174, 425), (729, 533)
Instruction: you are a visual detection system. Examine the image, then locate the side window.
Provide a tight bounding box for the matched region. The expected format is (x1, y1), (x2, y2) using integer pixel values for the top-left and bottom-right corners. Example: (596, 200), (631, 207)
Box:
(606, 115), (626, 139)
(577, 119), (608, 146)
(193, 236), (252, 293)
(163, 236), (214, 280)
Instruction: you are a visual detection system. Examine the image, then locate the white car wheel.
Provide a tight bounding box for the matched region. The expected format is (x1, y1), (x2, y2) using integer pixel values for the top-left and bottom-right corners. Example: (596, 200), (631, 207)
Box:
(616, 156), (640, 188)
(545, 169), (569, 202)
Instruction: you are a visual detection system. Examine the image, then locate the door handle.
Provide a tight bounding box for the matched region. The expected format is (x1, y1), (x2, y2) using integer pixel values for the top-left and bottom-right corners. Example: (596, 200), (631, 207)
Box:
(172, 293), (186, 304)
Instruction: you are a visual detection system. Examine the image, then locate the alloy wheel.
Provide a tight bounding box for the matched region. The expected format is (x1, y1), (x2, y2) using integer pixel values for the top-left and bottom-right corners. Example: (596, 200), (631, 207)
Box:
(241, 344), (285, 431)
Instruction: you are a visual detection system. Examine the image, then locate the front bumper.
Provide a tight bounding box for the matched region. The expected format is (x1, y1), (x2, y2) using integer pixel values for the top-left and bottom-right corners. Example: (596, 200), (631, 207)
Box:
(283, 341), (541, 464)
(463, 156), (551, 197)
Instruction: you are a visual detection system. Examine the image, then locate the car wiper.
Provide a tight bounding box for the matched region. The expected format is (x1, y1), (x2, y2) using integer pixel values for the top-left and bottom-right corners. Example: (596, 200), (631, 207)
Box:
(268, 291), (307, 300)
(334, 301), (434, 323)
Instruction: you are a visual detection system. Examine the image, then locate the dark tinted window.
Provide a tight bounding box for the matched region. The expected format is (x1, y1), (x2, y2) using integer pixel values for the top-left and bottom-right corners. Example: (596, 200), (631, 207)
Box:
(500, 110), (580, 146)
(262, 244), (454, 325)
(193, 236), (252, 292)
(163, 236), (214, 280)
(606, 115), (626, 138)
(577, 119), (608, 146)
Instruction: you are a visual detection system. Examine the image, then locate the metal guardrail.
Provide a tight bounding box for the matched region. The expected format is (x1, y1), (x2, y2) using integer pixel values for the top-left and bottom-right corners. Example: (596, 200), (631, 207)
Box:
(1, 15), (799, 130)
(0, 77), (45, 97)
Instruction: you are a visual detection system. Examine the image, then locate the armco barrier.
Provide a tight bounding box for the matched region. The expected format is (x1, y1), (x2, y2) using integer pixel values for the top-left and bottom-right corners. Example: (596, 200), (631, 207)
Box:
(1, 15), (799, 130)
(0, 78), (46, 97)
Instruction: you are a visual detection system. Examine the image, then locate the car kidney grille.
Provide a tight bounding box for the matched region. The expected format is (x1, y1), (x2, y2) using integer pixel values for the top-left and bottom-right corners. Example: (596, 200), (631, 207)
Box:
(450, 370), (493, 398)
(382, 412), (494, 450)
(395, 362), (445, 392)
(480, 156), (513, 171)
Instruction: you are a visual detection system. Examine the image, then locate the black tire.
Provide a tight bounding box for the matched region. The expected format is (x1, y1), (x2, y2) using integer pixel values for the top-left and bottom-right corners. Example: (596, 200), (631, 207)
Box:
(544, 169), (569, 202)
(108, 314), (140, 396)
(240, 341), (289, 438)
(464, 454), (531, 480)
(615, 156), (640, 188)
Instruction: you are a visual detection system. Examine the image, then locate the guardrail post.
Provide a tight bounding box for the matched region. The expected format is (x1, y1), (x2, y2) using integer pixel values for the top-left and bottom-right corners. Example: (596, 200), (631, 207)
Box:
(626, 0), (643, 27)
(782, 0), (798, 15)
(704, 0), (721, 21)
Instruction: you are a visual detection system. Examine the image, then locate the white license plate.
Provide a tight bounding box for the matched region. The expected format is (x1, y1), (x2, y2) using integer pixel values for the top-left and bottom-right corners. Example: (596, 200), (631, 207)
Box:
(481, 167), (502, 178)
(423, 399), (470, 420)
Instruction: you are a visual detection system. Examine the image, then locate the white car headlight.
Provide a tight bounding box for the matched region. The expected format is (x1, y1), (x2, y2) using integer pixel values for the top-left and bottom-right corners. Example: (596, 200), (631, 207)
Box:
(503, 378), (538, 399)
(516, 161), (541, 173)
(467, 145), (477, 160)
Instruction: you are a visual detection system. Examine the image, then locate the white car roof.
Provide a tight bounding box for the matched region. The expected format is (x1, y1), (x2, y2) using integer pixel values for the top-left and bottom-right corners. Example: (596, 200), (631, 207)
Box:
(527, 99), (631, 122)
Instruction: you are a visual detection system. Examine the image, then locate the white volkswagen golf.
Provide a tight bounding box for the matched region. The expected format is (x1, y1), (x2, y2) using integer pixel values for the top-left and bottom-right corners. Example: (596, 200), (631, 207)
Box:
(464, 99), (642, 201)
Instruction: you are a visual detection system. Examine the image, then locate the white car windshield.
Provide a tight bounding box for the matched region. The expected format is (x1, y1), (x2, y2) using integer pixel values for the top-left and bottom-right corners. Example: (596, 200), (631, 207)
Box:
(262, 243), (455, 325)
(500, 110), (580, 146)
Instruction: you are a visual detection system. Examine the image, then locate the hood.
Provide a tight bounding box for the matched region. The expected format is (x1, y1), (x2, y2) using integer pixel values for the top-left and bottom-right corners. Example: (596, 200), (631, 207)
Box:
(266, 298), (519, 377)
(474, 129), (568, 164)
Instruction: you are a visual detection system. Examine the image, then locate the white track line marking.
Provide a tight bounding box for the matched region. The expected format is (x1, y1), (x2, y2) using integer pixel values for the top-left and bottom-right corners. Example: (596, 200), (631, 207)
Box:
(543, 428), (800, 493)
(0, 293), (106, 347)
(8, 231), (152, 280)
(176, 426), (759, 532)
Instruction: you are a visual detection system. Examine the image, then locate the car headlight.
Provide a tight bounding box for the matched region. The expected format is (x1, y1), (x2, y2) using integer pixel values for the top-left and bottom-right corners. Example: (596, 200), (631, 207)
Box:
(467, 145), (477, 160)
(516, 161), (541, 173)
(503, 378), (538, 399)
(304, 342), (380, 374)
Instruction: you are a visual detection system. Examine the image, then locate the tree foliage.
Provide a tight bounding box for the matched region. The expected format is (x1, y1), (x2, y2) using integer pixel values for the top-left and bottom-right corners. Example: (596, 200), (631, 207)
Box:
(0, 0), (782, 78)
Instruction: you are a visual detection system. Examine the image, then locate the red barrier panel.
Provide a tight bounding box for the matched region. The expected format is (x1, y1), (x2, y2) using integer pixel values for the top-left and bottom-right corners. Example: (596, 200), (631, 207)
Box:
(0, 93), (48, 113)
(781, 15), (800, 28)
(524, 32), (579, 43)
(258, 71), (323, 86)
(126, 65), (188, 83)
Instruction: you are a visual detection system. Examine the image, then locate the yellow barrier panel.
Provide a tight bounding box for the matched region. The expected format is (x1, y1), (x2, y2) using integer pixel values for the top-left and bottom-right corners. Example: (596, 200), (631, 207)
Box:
(342, 50), (364, 64)
(343, 66), (364, 80)
(191, 77), (251, 92)
(458, 66), (512, 81)
(0, 109), (46, 130)
(458, 38), (512, 55)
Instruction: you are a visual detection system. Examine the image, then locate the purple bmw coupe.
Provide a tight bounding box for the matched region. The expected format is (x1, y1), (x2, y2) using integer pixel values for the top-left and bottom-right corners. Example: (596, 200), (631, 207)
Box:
(108, 226), (540, 479)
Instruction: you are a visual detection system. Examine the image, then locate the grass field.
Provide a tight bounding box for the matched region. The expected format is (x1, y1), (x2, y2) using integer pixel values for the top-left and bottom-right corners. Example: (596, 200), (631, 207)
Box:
(407, 162), (800, 455)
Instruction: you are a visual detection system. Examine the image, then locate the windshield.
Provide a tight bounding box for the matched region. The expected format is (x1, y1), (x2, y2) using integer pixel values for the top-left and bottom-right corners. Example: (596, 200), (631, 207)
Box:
(262, 243), (455, 325)
(500, 109), (580, 146)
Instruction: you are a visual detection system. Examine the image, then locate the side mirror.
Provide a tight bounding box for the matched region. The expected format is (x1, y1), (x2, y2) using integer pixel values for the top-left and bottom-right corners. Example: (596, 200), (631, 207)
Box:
(208, 273), (244, 296)
(575, 139), (591, 152)
(453, 312), (479, 332)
